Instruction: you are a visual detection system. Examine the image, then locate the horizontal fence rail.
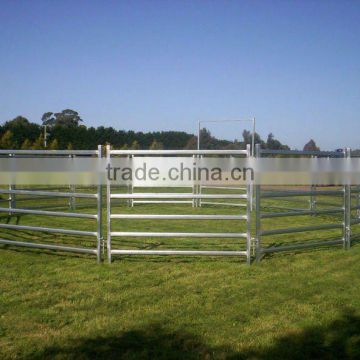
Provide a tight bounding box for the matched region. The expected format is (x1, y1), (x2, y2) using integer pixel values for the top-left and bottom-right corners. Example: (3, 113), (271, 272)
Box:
(259, 149), (345, 156)
(110, 232), (248, 238)
(111, 193), (248, 199)
(0, 189), (98, 199)
(261, 190), (344, 198)
(0, 207), (97, 219)
(254, 145), (351, 261)
(0, 146), (103, 261)
(0, 149), (99, 155)
(111, 250), (248, 256)
(109, 149), (248, 155)
(1, 144), (360, 265)
(106, 145), (252, 264)
(110, 214), (247, 220)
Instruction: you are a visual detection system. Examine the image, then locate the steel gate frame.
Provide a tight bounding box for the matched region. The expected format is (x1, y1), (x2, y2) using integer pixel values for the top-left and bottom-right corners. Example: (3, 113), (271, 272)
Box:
(197, 119), (255, 209)
(254, 145), (352, 261)
(1, 144), (360, 265)
(106, 146), (252, 264)
(0, 147), (103, 262)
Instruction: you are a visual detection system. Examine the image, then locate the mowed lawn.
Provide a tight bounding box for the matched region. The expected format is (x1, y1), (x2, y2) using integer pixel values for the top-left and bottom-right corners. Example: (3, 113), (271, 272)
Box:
(1, 191), (360, 359)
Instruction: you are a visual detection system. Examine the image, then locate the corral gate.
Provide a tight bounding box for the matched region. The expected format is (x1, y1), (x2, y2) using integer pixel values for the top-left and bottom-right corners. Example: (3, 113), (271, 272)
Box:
(254, 145), (352, 261)
(0, 147), (103, 261)
(106, 146), (252, 264)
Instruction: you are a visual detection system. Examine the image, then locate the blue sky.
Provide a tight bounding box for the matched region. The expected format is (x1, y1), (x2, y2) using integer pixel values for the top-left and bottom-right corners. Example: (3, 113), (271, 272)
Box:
(0, 0), (359, 149)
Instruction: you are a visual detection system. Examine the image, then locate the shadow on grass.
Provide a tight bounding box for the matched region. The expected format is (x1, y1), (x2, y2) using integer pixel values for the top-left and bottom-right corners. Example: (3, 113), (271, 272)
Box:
(28, 310), (360, 360)
(30, 324), (226, 360)
(242, 308), (360, 360)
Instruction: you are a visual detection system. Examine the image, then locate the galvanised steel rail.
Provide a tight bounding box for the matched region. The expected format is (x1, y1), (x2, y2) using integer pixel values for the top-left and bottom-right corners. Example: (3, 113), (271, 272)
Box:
(0, 223), (96, 236)
(0, 239), (97, 254)
(196, 119), (255, 208)
(261, 239), (344, 253)
(199, 186), (250, 208)
(111, 250), (248, 256)
(109, 149), (248, 155)
(0, 147), (103, 262)
(115, 148), (249, 208)
(261, 190), (344, 198)
(254, 145), (352, 261)
(259, 149), (345, 157)
(110, 214), (247, 220)
(106, 145), (252, 264)
(130, 200), (193, 204)
(0, 207), (97, 219)
(199, 202), (247, 207)
(261, 208), (344, 218)
(111, 193), (248, 199)
(0, 189), (97, 198)
(111, 232), (248, 238)
(2, 144), (359, 265)
(0, 149), (99, 155)
(132, 190), (196, 206)
(201, 185), (247, 190)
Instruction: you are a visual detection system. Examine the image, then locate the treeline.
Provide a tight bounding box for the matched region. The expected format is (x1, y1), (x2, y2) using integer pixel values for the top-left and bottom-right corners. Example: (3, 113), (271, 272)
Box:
(0, 109), (291, 151)
(0, 114), (193, 150)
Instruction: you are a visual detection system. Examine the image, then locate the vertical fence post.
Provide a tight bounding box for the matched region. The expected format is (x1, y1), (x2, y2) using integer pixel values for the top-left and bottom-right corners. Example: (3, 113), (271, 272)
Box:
(255, 144), (262, 263)
(8, 153), (16, 214)
(198, 155), (202, 207)
(69, 154), (76, 210)
(252, 117), (256, 157)
(343, 147), (351, 250)
(97, 145), (103, 263)
(128, 154), (134, 207)
(309, 156), (316, 215)
(192, 155), (196, 207)
(197, 122), (201, 208)
(246, 144), (252, 264)
(106, 144), (112, 263)
(310, 184), (316, 214)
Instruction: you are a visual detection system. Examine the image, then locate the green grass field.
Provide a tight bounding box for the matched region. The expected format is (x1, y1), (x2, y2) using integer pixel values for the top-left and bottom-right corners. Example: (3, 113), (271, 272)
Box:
(1, 188), (360, 359)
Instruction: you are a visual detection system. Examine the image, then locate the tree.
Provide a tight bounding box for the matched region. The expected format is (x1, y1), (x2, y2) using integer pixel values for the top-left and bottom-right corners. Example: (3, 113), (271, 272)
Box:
(266, 133), (289, 150)
(20, 139), (32, 149)
(41, 112), (56, 126)
(54, 109), (83, 127)
(184, 136), (197, 150)
(3, 116), (40, 148)
(0, 130), (15, 149)
(198, 128), (214, 149)
(242, 130), (265, 150)
(67, 143), (73, 150)
(31, 134), (44, 149)
(129, 140), (140, 150)
(223, 140), (244, 150)
(48, 139), (59, 150)
(6, 116), (29, 127)
(149, 139), (164, 150)
(303, 139), (320, 151)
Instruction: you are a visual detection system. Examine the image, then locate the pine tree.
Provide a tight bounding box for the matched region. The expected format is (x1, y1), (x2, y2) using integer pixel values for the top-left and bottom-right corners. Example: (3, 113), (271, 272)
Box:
(303, 139), (320, 151)
(0, 130), (15, 149)
(129, 140), (140, 150)
(184, 136), (197, 150)
(31, 134), (44, 149)
(20, 138), (32, 150)
(48, 139), (59, 150)
(149, 139), (164, 150)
